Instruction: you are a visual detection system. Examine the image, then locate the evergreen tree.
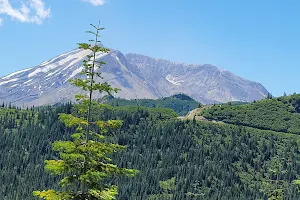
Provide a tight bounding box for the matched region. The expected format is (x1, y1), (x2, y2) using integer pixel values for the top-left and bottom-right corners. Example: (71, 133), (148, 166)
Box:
(33, 22), (138, 200)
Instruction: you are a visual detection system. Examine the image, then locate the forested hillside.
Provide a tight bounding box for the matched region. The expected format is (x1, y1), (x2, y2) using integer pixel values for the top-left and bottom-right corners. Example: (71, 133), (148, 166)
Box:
(1, 99), (300, 199)
(202, 94), (300, 134)
(105, 94), (199, 116)
(0, 103), (177, 199)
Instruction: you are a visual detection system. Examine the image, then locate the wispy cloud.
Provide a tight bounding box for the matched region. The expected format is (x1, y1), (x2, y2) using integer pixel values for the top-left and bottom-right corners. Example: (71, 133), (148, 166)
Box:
(29, 0), (51, 24)
(82, 0), (106, 6)
(0, 0), (106, 26)
(0, 0), (50, 24)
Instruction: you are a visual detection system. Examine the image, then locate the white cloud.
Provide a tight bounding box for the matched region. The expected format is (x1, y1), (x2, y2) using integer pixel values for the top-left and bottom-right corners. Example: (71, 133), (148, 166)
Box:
(29, 0), (51, 24)
(0, 0), (50, 24)
(83, 0), (106, 6)
(0, 0), (105, 26)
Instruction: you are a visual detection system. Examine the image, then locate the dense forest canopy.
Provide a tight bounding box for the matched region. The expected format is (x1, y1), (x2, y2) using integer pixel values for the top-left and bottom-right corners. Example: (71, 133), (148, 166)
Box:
(104, 93), (199, 116)
(1, 94), (300, 199)
(202, 94), (300, 134)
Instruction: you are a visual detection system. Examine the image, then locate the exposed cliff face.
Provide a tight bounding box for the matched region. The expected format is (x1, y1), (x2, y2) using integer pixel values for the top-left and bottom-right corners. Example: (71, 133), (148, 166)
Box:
(0, 48), (268, 106)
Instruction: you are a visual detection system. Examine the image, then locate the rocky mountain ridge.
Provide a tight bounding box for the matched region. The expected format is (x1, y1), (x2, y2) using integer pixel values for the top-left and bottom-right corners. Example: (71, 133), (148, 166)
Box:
(0, 47), (269, 106)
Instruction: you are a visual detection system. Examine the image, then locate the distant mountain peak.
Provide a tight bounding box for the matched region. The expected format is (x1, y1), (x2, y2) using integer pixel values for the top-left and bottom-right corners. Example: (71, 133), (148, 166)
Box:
(0, 48), (269, 106)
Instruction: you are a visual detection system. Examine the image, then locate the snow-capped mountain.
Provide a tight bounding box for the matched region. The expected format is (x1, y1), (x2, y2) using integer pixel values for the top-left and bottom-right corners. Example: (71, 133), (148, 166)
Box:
(0, 47), (268, 106)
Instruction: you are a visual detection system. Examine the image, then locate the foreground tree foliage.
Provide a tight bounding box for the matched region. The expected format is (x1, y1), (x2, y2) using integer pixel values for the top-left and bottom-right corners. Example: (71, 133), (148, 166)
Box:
(33, 23), (138, 200)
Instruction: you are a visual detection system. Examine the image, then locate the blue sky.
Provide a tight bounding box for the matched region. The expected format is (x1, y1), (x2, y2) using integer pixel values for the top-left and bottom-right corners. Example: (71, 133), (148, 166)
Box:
(0, 0), (299, 96)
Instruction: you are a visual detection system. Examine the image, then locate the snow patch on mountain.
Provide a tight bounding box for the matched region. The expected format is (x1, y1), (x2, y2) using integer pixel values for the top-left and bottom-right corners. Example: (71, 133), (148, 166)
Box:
(166, 74), (183, 86)
(0, 78), (18, 85)
(61, 50), (92, 70)
(11, 84), (19, 88)
(45, 68), (61, 78)
(29, 49), (92, 78)
(115, 56), (128, 72)
(40, 51), (73, 66)
(2, 68), (32, 79)
(28, 64), (59, 77)
(95, 52), (108, 60)
(24, 79), (33, 85)
(65, 66), (83, 83)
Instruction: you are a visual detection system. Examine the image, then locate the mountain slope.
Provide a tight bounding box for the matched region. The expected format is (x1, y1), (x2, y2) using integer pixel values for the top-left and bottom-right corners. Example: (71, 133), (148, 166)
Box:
(0, 48), (268, 106)
(0, 48), (156, 106)
(126, 53), (268, 104)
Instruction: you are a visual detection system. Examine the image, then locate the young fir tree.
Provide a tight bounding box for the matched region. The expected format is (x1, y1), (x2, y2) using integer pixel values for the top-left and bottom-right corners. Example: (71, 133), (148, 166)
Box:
(33, 22), (138, 200)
